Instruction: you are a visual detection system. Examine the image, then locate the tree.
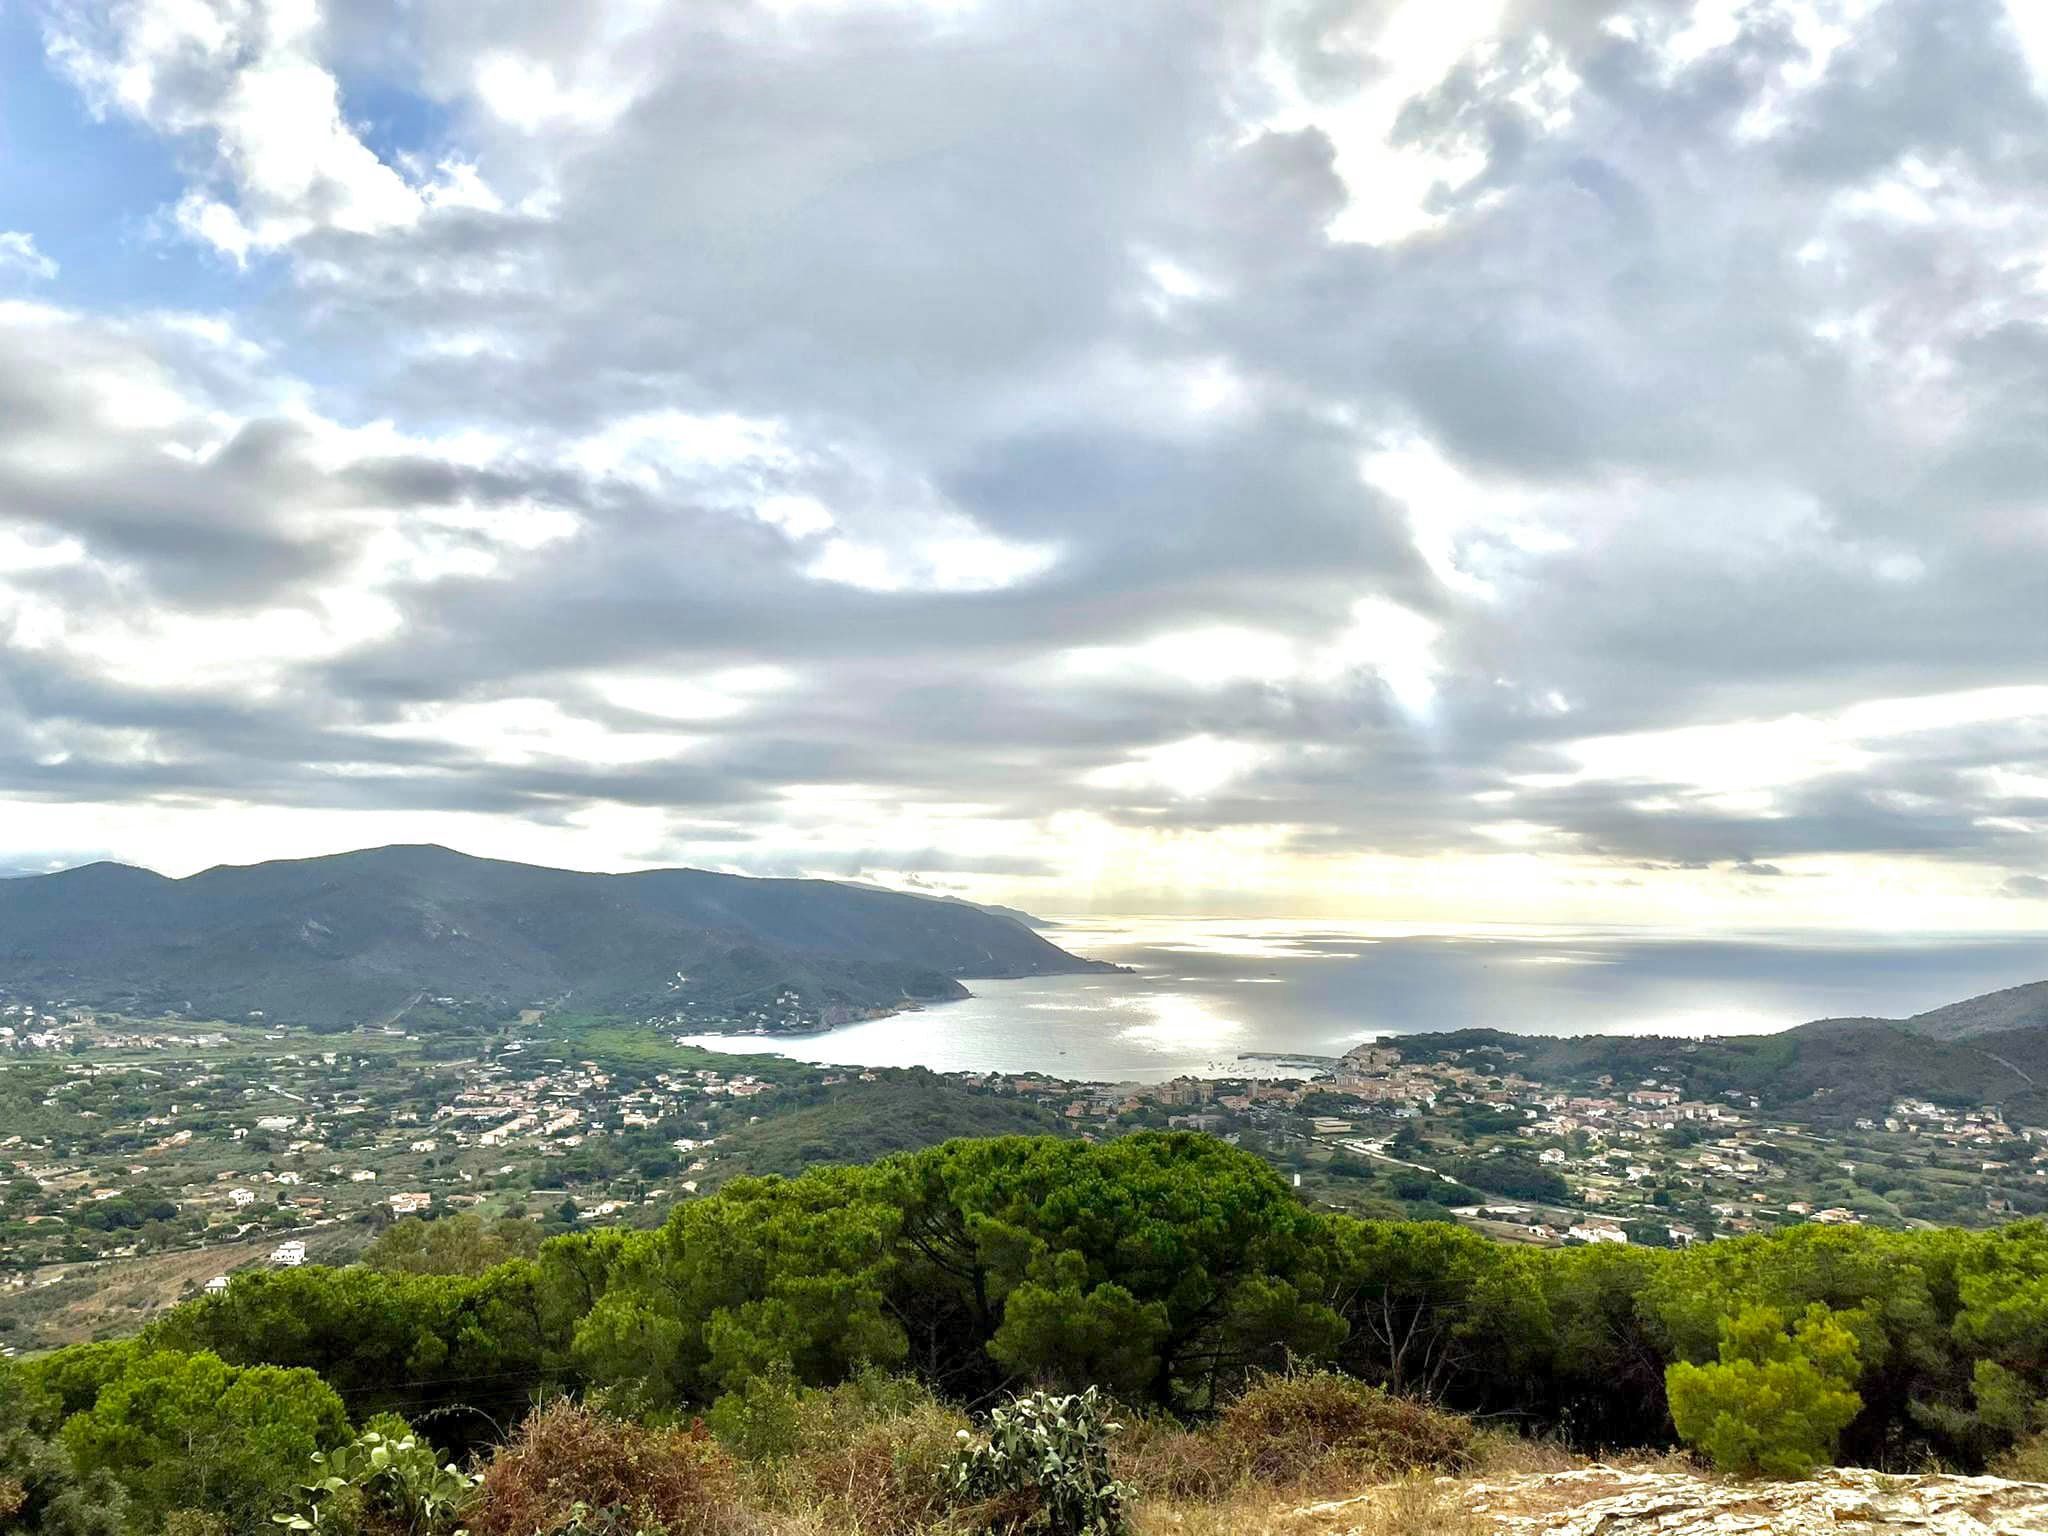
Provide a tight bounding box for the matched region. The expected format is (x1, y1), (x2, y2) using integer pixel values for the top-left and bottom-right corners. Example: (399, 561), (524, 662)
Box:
(572, 1163), (905, 1411)
(0, 1370), (127, 1536)
(1329, 1219), (1499, 1401)
(890, 1133), (1344, 1410)
(155, 1261), (560, 1456)
(1666, 1303), (1863, 1477)
(361, 1213), (542, 1276)
(58, 1349), (347, 1530)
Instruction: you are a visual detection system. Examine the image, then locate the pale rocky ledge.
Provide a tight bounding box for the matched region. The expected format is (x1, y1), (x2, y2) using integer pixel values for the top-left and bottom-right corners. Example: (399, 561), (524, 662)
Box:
(1295, 1464), (2048, 1535)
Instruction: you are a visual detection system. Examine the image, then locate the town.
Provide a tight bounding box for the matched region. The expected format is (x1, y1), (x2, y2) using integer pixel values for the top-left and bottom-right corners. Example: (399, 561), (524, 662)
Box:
(3, 995), (2044, 1357)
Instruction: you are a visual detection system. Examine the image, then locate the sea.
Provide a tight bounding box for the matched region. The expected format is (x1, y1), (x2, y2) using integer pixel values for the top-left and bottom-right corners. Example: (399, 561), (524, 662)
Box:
(680, 916), (2048, 1083)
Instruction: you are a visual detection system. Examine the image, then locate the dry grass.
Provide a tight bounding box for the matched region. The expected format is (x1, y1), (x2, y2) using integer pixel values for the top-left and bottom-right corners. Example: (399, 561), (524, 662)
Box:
(712, 1372), (974, 1535)
(0, 1241), (275, 1350)
(1600, 1446), (1703, 1476)
(468, 1373), (1599, 1536)
(1132, 1474), (1487, 1536)
(1990, 1431), (2048, 1482)
(466, 1399), (750, 1536)
(1466, 1427), (1580, 1478)
(744, 1401), (970, 1533)
(1118, 1371), (1475, 1505)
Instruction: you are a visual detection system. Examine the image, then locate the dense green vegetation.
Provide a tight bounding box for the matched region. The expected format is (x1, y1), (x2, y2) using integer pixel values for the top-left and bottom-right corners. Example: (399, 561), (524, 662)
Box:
(1412, 1021), (2048, 1125)
(704, 1077), (1071, 1178)
(6, 1131), (2048, 1531)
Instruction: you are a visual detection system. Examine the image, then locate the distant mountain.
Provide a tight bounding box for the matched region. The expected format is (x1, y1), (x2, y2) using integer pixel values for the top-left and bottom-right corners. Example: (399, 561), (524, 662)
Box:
(930, 895), (1055, 930)
(838, 882), (1052, 931)
(1901, 979), (2048, 1041)
(0, 844), (1116, 1028)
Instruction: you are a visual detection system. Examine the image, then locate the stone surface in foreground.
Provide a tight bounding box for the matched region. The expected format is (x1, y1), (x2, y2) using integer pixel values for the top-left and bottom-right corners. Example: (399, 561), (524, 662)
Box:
(1298, 1464), (2048, 1535)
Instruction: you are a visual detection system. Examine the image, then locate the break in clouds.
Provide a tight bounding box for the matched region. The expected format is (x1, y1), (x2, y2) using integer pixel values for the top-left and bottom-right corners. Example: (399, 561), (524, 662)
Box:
(2, 0), (2048, 923)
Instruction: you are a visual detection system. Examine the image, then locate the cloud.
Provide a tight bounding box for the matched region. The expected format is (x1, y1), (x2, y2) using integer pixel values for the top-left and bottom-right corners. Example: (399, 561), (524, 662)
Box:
(0, 232), (58, 281)
(43, 0), (495, 260)
(1, 0), (2045, 925)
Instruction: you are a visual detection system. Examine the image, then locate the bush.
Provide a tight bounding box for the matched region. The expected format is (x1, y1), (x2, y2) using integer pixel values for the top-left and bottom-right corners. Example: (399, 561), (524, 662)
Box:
(1224, 1372), (1472, 1486)
(465, 1401), (746, 1536)
(1990, 1430), (2048, 1482)
(276, 1418), (477, 1535)
(712, 1367), (970, 1533)
(949, 1387), (1132, 1536)
(1106, 1414), (1225, 1502)
(57, 1349), (347, 1532)
(1116, 1372), (1474, 1503)
(1666, 1304), (1864, 1478)
(0, 1372), (128, 1536)
(705, 1364), (808, 1463)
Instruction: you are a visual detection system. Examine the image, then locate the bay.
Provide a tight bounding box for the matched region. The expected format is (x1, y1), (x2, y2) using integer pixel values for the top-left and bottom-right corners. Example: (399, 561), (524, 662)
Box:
(681, 916), (2048, 1082)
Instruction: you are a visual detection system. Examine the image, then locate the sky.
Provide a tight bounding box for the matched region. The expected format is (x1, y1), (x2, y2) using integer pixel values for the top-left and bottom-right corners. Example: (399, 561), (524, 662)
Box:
(2, 0), (2048, 928)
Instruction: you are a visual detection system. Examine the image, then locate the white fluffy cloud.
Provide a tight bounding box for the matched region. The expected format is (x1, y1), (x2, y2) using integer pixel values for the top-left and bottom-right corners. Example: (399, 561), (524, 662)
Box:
(5, 0), (2048, 926)
(0, 232), (59, 281)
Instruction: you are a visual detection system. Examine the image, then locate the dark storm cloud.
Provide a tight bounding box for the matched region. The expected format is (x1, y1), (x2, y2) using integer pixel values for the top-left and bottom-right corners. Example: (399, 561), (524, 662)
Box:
(7, 0), (2048, 899)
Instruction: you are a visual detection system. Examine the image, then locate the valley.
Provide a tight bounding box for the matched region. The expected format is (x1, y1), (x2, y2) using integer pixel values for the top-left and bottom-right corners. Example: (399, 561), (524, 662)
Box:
(4, 978), (2045, 1358)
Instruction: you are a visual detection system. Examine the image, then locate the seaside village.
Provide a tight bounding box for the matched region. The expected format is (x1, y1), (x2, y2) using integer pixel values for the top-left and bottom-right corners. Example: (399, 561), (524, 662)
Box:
(977, 1041), (2047, 1244)
(3, 998), (2046, 1343)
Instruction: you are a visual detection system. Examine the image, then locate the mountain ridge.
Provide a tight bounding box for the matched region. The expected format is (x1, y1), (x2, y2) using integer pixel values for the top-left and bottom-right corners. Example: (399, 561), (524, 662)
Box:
(0, 843), (1114, 1028)
(1903, 977), (2048, 1040)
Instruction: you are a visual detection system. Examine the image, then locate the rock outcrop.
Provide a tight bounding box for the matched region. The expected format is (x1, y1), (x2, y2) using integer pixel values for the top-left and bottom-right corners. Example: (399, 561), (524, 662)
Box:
(1297, 1464), (2048, 1534)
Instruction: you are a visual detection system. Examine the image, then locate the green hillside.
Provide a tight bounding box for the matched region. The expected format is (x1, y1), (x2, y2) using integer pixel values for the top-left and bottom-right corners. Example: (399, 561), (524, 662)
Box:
(0, 844), (1113, 1029)
(1401, 1017), (2048, 1125)
(1904, 979), (2048, 1041)
(709, 1073), (1072, 1178)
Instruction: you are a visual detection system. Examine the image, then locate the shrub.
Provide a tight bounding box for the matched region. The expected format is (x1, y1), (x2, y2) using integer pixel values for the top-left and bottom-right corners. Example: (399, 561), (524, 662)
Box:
(711, 1367), (971, 1533)
(1990, 1430), (2048, 1482)
(949, 1387), (1132, 1536)
(1109, 1415), (1236, 1502)
(276, 1419), (477, 1535)
(1115, 1373), (1474, 1503)
(58, 1349), (347, 1533)
(705, 1364), (808, 1463)
(1222, 1371), (1473, 1488)
(465, 1401), (746, 1536)
(0, 1373), (128, 1536)
(1666, 1303), (1864, 1478)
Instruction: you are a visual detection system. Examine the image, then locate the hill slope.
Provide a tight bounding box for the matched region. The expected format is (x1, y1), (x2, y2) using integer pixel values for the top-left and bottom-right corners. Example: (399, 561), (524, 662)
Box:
(708, 1073), (1072, 1179)
(0, 844), (1113, 1028)
(1401, 1014), (2048, 1124)
(1903, 977), (2048, 1040)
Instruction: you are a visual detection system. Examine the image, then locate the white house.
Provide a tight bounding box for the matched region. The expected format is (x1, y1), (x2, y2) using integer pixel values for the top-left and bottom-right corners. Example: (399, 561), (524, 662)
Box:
(1567, 1223), (1629, 1245)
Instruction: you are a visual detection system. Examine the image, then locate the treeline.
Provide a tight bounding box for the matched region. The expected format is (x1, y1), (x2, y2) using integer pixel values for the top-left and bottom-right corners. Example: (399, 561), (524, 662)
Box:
(5, 1133), (2048, 1527)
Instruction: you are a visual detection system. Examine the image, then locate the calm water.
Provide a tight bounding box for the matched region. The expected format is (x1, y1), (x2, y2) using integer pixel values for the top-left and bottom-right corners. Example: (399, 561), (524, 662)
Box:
(683, 917), (2048, 1082)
